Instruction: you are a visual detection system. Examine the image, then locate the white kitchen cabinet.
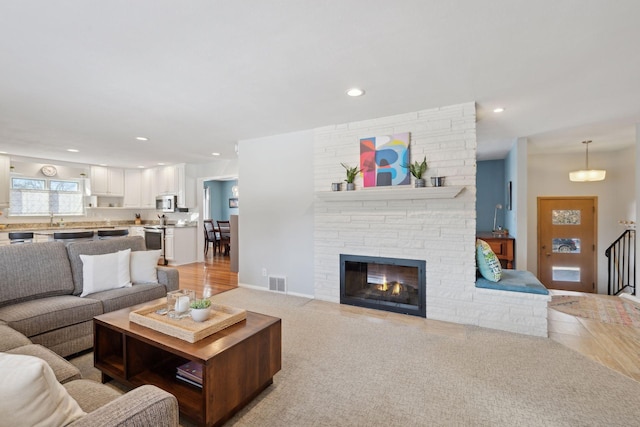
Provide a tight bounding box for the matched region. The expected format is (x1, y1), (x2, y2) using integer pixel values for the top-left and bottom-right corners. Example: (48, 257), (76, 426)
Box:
(128, 226), (145, 237)
(140, 169), (156, 208)
(0, 154), (10, 207)
(164, 227), (175, 261)
(123, 169), (141, 208)
(165, 226), (196, 266)
(0, 232), (9, 246)
(155, 165), (177, 195)
(90, 166), (124, 196)
(175, 164), (196, 208)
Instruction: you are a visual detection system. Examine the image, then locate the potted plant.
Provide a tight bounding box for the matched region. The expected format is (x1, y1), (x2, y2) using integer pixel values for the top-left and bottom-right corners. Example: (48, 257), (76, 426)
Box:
(341, 163), (361, 191)
(190, 298), (212, 322)
(403, 156), (428, 187)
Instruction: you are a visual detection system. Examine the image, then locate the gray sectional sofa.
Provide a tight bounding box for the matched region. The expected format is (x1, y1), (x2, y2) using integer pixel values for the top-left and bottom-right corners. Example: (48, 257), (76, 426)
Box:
(0, 236), (179, 357)
(0, 322), (179, 426)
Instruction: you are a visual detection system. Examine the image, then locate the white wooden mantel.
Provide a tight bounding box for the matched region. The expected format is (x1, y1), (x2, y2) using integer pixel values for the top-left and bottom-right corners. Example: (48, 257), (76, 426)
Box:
(315, 186), (464, 201)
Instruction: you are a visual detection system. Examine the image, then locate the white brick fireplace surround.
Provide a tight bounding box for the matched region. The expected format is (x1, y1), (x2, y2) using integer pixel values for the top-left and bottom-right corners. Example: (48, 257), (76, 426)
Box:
(313, 102), (549, 337)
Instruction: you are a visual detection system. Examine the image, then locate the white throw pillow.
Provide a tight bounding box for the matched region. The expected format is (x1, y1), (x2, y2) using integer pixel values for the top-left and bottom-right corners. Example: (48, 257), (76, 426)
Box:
(80, 249), (132, 297)
(0, 352), (86, 426)
(130, 250), (161, 284)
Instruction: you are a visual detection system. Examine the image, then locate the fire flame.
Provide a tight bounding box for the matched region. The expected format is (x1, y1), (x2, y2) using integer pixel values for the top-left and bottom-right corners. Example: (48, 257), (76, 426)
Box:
(391, 283), (402, 295)
(378, 276), (388, 291)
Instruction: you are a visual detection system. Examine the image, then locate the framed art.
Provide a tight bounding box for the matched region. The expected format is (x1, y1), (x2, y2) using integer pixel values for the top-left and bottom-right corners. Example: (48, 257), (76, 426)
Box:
(229, 198), (238, 208)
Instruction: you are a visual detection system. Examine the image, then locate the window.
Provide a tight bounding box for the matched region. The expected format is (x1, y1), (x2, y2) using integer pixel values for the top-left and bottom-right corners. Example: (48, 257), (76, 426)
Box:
(9, 177), (85, 216)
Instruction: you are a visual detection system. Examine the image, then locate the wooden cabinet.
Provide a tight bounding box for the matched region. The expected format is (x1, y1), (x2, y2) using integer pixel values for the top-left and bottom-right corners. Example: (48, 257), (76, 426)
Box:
(90, 166), (124, 196)
(477, 233), (515, 269)
(0, 154), (10, 207)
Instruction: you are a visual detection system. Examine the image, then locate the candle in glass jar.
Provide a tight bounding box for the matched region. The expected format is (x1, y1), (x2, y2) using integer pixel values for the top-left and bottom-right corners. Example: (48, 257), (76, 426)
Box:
(176, 296), (190, 313)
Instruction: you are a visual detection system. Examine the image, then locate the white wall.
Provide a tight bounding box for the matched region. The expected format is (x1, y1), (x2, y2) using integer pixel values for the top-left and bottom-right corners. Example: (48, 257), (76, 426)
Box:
(527, 146), (636, 293)
(504, 137), (528, 269)
(237, 130), (315, 297)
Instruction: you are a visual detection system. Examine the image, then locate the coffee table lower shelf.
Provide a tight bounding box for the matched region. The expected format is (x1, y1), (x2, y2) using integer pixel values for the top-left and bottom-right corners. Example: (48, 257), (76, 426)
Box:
(94, 305), (282, 427)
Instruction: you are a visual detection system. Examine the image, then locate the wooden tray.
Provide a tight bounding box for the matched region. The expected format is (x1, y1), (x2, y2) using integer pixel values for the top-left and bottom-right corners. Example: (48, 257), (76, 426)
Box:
(129, 300), (247, 343)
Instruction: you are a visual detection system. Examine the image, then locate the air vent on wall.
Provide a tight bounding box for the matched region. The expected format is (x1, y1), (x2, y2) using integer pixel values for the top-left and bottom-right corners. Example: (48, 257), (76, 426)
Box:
(268, 276), (286, 293)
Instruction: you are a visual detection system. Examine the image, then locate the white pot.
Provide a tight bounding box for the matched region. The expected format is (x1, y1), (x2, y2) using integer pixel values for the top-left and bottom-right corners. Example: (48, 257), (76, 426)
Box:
(190, 307), (211, 322)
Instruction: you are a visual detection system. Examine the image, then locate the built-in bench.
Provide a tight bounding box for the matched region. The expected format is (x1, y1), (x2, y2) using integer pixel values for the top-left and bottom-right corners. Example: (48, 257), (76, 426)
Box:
(475, 269), (549, 295)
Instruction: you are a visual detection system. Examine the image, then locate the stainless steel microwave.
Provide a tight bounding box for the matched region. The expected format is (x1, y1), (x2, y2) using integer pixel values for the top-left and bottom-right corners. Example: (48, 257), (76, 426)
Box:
(156, 195), (177, 212)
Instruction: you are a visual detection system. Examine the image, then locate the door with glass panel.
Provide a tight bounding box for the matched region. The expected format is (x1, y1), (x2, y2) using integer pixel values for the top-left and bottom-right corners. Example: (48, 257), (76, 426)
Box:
(538, 197), (597, 293)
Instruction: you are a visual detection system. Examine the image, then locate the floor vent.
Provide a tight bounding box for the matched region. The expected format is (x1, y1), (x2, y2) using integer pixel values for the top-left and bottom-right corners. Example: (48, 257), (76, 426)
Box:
(268, 276), (286, 293)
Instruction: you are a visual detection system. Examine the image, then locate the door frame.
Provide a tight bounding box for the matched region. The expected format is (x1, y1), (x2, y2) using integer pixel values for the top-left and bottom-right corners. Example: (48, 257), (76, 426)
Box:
(537, 196), (598, 292)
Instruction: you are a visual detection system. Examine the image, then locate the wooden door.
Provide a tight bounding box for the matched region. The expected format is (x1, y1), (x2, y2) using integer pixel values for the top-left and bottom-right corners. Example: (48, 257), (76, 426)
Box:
(538, 197), (597, 293)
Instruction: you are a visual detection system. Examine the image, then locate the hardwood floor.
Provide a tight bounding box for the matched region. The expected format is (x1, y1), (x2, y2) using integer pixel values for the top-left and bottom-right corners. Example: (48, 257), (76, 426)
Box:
(175, 251), (238, 298)
(548, 289), (640, 382)
(175, 257), (640, 383)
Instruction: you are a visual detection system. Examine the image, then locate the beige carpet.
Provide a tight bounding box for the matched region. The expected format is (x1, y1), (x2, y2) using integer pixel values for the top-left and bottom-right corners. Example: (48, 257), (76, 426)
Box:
(72, 288), (640, 426)
(549, 295), (640, 327)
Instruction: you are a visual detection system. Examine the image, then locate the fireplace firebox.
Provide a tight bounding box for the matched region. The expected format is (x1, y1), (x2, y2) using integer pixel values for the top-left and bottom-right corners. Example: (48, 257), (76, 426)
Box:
(340, 254), (426, 317)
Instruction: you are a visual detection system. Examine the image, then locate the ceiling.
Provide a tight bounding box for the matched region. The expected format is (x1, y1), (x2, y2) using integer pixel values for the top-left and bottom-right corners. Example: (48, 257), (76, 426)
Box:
(0, 1), (638, 168)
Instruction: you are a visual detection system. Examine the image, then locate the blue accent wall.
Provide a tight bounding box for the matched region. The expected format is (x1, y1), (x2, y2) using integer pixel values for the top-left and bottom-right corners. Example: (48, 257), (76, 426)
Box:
(204, 179), (238, 221)
(477, 160), (506, 232)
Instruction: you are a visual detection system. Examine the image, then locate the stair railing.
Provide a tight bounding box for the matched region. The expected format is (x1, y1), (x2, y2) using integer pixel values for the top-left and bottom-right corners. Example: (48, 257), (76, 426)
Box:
(605, 229), (635, 295)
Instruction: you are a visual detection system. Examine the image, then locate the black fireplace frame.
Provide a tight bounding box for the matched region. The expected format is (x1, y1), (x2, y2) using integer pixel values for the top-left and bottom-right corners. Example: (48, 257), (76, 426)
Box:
(340, 254), (426, 318)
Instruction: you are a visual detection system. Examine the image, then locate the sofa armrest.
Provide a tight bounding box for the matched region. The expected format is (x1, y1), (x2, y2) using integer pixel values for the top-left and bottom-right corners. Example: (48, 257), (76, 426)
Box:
(68, 385), (179, 427)
(156, 266), (179, 292)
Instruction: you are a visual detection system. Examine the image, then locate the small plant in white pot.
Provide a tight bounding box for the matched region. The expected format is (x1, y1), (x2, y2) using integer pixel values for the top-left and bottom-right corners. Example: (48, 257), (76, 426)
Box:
(341, 163), (361, 191)
(190, 298), (212, 322)
(403, 156), (428, 187)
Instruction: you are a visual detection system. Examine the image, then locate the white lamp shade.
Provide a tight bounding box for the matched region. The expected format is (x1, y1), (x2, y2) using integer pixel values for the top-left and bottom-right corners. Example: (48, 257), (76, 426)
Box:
(569, 169), (606, 182)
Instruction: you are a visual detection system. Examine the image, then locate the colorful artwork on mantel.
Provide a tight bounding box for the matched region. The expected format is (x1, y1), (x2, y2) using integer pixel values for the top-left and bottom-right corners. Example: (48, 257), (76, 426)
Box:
(360, 132), (411, 187)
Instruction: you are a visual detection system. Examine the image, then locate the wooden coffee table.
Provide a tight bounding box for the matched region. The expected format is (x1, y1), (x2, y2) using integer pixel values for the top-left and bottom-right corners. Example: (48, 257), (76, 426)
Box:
(93, 298), (281, 427)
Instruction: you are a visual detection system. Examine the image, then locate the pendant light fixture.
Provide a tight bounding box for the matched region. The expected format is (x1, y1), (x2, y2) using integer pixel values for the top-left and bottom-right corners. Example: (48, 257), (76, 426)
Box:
(569, 140), (606, 182)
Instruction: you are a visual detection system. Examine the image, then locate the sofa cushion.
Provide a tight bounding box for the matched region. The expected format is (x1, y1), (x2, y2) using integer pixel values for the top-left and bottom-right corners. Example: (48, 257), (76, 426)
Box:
(130, 249), (162, 283)
(0, 352), (86, 426)
(87, 284), (168, 313)
(79, 249), (132, 297)
(0, 295), (103, 338)
(31, 321), (94, 358)
(7, 344), (81, 383)
(0, 323), (32, 351)
(66, 236), (146, 296)
(0, 241), (75, 308)
(64, 379), (123, 413)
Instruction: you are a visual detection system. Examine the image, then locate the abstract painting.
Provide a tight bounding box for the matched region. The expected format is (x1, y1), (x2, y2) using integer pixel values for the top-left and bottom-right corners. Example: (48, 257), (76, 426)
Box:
(360, 132), (410, 187)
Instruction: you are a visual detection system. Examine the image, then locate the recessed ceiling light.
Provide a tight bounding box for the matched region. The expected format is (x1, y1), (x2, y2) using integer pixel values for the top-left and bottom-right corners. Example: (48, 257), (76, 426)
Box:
(99, 164), (107, 166)
(157, 162), (166, 166)
(136, 137), (149, 141)
(137, 165), (145, 169)
(67, 148), (79, 152)
(0, 151), (6, 154)
(346, 88), (365, 97)
(211, 152), (220, 156)
(493, 107), (505, 113)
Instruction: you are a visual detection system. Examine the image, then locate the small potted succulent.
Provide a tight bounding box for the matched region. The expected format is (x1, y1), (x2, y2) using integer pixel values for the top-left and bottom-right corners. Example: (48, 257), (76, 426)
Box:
(190, 298), (212, 322)
(341, 163), (361, 191)
(403, 156), (428, 188)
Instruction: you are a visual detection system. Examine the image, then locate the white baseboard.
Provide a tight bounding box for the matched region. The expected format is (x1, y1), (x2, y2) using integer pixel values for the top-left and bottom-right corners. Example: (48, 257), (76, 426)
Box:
(237, 282), (314, 299)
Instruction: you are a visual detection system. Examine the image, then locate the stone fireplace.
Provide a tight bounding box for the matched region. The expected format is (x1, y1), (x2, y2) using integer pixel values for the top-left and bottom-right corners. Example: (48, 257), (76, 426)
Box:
(340, 254), (426, 317)
(313, 102), (549, 337)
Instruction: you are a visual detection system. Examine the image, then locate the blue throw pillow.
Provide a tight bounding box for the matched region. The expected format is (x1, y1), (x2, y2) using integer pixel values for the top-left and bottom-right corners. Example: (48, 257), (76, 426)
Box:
(476, 239), (502, 282)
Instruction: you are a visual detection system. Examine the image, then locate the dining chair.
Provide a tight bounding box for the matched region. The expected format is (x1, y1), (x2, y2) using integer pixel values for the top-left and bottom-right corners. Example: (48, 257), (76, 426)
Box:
(203, 220), (220, 255)
(8, 232), (34, 244)
(53, 231), (95, 244)
(97, 229), (129, 239)
(216, 220), (231, 256)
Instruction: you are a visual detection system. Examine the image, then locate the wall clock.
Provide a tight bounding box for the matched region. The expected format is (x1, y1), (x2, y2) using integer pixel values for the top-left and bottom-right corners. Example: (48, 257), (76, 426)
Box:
(41, 165), (57, 177)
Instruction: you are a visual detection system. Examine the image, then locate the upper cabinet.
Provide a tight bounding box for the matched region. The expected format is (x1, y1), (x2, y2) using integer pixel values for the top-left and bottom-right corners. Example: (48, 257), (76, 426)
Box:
(155, 165), (177, 195)
(140, 169), (156, 208)
(123, 169), (142, 208)
(0, 155), (9, 207)
(90, 166), (124, 196)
